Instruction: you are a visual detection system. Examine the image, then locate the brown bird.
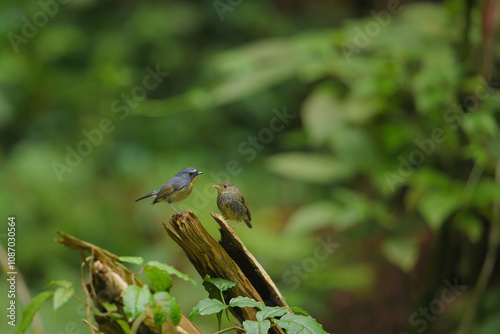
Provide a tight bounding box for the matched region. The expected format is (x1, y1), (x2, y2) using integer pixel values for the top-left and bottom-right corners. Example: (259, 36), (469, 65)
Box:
(213, 181), (252, 228)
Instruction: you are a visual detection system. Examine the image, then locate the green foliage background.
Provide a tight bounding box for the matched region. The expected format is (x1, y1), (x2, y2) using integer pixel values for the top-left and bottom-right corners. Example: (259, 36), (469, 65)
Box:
(1, 0), (500, 333)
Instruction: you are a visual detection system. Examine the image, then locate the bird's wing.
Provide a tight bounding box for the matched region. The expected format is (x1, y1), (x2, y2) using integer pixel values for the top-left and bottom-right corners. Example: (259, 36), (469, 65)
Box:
(242, 196), (251, 221)
(154, 185), (175, 200)
(155, 177), (185, 200)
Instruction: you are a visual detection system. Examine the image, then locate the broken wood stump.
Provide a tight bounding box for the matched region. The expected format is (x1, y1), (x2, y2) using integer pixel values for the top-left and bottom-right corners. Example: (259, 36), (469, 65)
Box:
(164, 210), (288, 334)
(56, 231), (202, 334)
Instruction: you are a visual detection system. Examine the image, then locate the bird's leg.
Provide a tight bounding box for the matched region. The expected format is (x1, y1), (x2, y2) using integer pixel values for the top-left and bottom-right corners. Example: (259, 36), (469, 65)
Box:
(169, 203), (181, 214)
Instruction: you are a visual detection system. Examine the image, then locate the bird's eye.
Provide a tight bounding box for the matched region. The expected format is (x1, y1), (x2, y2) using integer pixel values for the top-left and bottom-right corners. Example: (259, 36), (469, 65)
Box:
(189, 172), (194, 175)
(223, 185), (227, 188)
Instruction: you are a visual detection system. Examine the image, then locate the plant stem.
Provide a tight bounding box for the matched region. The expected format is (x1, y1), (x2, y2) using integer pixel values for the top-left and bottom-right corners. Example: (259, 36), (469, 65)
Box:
(457, 143), (500, 334)
(131, 311), (148, 334)
(213, 326), (241, 334)
(82, 319), (103, 334)
(81, 260), (95, 334)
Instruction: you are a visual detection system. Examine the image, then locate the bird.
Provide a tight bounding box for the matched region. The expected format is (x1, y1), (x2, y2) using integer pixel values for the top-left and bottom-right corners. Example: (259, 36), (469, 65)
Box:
(135, 167), (203, 214)
(213, 181), (252, 228)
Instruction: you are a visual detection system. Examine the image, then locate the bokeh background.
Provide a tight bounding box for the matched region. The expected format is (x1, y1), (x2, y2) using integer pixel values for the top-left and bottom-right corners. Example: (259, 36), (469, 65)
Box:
(1, 0), (500, 333)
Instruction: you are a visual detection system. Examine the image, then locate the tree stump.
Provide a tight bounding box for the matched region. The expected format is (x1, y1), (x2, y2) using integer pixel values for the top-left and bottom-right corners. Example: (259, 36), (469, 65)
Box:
(56, 231), (202, 334)
(164, 210), (288, 334)
(56, 210), (290, 333)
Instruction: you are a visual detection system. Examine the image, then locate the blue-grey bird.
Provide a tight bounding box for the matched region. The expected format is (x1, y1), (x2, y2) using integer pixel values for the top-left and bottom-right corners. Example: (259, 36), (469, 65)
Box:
(135, 167), (202, 213)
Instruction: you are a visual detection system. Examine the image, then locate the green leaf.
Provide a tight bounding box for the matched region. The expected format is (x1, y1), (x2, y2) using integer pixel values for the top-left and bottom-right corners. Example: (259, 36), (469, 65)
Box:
(103, 304), (124, 320)
(152, 304), (167, 328)
(53, 284), (74, 311)
(275, 314), (328, 334)
(410, 168), (453, 190)
(202, 275), (222, 301)
(118, 256), (144, 266)
(102, 302), (118, 313)
(267, 153), (353, 184)
(144, 265), (173, 292)
(208, 43), (300, 105)
(256, 306), (290, 321)
(466, 178), (500, 209)
(243, 319), (272, 334)
(301, 89), (342, 145)
(203, 276), (237, 292)
(330, 188), (373, 229)
(189, 298), (228, 319)
(16, 291), (54, 334)
(290, 306), (310, 316)
(54, 280), (73, 288)
(418, 190), (462, 229)
(329, 124), (377, 169)
(462, 112), (498, 138)
(123, 285), (151, 319)
(454, 212), (482, 243)
(381, 237), (419, 272)
(285, 202), (336, 235)
(44, 280), (72, 289)
(153, 292), (181, 327)
(287, 189), (374, 233)
(229, 296), (265, 309)
(109, 313), (124, 320)
(116, 319), (132, 334)
(202, 275), (223, 329)
(147, 261), (197, 286)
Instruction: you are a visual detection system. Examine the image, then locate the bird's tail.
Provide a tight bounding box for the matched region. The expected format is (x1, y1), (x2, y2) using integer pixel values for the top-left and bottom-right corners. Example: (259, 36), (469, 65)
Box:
(244, 219), (253, 228)
(135, 192), (155, 202)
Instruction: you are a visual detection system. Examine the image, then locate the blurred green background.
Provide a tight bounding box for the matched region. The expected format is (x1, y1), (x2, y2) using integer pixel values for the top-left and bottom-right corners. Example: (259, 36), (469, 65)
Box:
(1, 0), (500, 333)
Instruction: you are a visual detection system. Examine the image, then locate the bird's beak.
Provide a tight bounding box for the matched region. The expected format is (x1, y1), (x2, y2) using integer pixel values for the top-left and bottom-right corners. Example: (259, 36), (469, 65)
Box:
(213, 185), (221, 191)
(197, 171), (203, 175)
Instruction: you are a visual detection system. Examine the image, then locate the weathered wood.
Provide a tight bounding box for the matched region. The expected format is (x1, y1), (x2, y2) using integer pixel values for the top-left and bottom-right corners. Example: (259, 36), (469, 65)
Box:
(56, 231), (202, 334)
(211, 212), (289, 309)
(164, 210), (287, 334)
(57, 210), (290, 333)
